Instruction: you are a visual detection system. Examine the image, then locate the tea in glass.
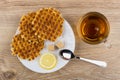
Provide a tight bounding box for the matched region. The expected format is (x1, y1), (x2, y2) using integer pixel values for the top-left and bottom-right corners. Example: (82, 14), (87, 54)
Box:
(77, 12), (110, 44)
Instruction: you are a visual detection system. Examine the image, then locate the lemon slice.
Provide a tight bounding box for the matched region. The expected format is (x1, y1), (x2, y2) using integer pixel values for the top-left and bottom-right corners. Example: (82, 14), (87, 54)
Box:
(39, 53), (57, 70)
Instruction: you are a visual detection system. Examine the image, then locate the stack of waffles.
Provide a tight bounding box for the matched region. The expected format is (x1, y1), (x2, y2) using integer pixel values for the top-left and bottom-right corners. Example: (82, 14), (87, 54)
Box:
(11, 8), (64, 61)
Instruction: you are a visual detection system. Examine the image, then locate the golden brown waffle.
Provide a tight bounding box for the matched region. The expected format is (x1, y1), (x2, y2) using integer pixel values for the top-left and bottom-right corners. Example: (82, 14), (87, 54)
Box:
(11, 8), (64, 60)
(32, 8), (64, 41)
(11, 34), (44, 61)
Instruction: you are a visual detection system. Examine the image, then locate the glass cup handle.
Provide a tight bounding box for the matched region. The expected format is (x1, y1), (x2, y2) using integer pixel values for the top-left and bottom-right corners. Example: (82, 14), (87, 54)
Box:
(103, 39), (112, 48)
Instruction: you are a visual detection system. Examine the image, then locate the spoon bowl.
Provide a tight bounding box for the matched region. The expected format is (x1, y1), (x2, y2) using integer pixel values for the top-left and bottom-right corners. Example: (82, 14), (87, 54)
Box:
(60, 49), (75, 60)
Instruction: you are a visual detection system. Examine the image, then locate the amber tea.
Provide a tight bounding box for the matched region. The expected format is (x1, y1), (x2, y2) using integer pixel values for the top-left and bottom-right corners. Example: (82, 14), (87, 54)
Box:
(77, 12), (110, 44)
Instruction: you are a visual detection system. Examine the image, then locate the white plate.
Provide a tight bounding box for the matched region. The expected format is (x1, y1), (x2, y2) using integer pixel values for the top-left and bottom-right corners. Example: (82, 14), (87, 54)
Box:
(16, 20), (75, 73)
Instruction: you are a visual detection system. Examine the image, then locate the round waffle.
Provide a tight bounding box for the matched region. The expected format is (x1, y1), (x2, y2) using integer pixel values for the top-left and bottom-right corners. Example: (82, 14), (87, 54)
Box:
(11, 8), (64, 60)
(32, 8), (64, 41)
(11, 34), (44, 61)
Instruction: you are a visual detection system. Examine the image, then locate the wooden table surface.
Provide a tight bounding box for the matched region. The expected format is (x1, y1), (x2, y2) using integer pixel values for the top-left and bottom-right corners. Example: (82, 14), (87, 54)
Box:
(0, 0), (120, 80)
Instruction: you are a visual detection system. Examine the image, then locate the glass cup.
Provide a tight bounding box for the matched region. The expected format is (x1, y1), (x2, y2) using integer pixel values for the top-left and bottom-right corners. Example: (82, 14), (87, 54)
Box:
(77, 12), (111, 48)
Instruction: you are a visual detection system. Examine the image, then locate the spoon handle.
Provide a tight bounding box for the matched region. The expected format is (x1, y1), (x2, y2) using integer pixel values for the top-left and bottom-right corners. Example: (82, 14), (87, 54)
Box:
(79, 57), (107, 68)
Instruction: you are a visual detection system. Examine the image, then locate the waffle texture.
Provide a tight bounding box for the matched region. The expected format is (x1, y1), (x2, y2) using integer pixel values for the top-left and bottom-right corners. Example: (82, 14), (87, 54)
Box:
(11, 8), (64, 60)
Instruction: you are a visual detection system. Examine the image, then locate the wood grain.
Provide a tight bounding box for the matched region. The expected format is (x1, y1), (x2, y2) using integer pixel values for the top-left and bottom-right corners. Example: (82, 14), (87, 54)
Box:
(0, 0), (120, 80)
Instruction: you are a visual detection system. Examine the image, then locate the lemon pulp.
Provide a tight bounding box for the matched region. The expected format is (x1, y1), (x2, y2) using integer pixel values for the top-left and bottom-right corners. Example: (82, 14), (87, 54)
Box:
(39, 53), (57, 70)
